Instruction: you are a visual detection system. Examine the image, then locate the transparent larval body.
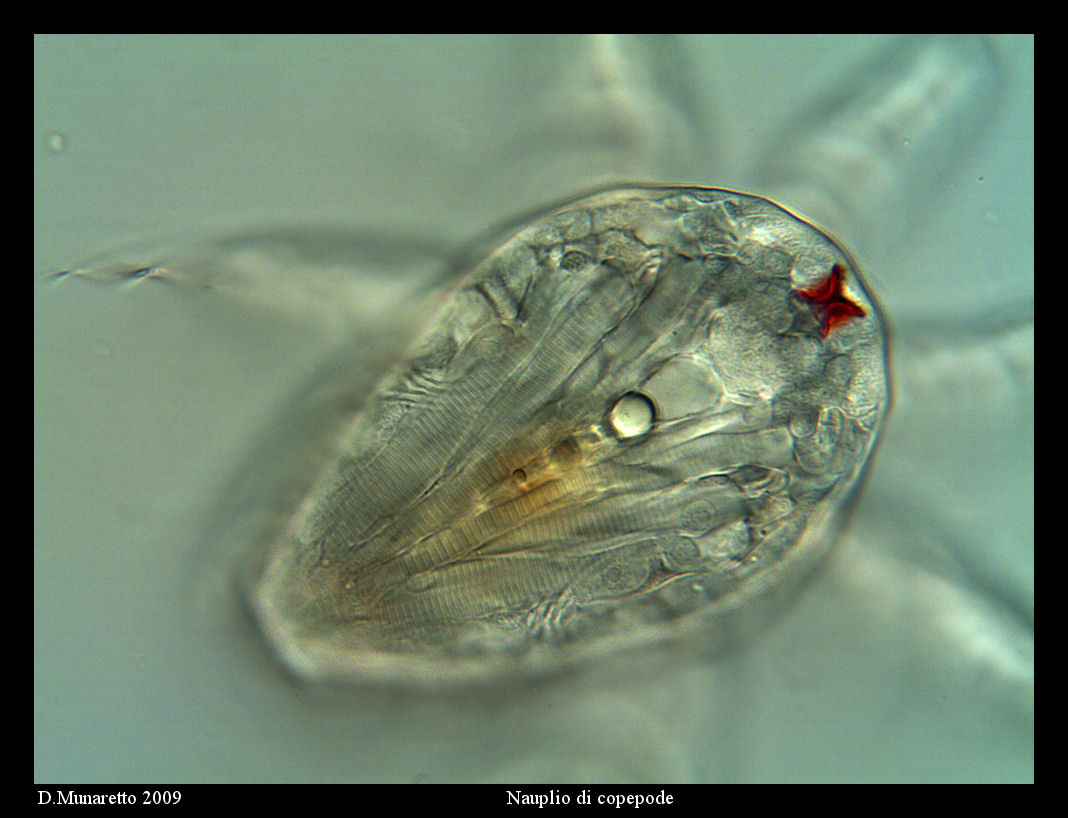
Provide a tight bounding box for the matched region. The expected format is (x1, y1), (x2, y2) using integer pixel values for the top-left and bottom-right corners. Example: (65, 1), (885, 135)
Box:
(35, 35), (1031, 782)
(248, 186), (889, 683)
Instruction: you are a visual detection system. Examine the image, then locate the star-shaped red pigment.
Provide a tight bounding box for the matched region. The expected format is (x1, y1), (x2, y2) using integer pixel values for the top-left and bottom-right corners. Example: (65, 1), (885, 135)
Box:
(795, 263), (866, 337)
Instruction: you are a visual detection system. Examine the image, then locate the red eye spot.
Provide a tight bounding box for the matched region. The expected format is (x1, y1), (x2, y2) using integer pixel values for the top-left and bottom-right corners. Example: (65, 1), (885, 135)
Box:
(795, 263), (866, 337)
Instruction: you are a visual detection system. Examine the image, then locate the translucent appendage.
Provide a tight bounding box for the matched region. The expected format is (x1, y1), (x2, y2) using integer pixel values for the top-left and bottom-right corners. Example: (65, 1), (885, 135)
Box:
(756, 34), (1003, 255)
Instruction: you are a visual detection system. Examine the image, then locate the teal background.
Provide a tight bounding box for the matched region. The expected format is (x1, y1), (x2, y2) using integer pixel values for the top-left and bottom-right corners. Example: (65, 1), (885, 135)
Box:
(34, 35), (1033, 783)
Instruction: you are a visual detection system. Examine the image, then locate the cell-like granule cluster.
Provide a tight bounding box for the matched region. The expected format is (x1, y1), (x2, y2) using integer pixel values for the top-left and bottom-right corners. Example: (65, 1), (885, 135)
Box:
(246, 185), (890, 684)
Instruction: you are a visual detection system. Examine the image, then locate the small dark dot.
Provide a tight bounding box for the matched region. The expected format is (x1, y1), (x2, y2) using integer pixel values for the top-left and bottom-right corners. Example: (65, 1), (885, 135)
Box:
(512, 468), (526, 481)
